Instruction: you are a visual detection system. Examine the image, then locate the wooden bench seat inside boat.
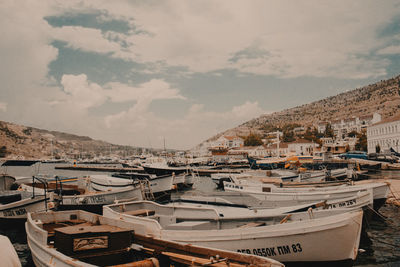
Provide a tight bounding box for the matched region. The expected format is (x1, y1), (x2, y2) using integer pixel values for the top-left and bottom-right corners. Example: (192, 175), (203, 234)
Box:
(166, 221), (211, 230)
(123, 209), (155, 217)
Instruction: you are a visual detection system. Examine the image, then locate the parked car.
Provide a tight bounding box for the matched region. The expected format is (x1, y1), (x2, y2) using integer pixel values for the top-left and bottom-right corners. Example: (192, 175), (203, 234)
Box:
(338, 151), (368, 160)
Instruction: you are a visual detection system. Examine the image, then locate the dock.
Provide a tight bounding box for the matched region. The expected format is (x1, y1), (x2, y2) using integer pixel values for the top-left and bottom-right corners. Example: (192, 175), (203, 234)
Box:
(55, 165), (144, 173)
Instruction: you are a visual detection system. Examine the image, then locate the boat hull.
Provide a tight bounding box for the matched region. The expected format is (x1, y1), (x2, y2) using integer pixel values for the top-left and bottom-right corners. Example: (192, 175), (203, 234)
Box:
(103, 203), (363, 263)
(0, 194), (50, 220)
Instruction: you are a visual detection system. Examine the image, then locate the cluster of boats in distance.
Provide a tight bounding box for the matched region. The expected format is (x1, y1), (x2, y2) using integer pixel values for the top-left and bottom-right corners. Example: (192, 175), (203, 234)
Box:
(0, 154), (396, 267)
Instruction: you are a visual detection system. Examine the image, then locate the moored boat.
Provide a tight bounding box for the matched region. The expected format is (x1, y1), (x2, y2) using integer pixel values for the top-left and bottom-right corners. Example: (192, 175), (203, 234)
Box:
(223, 180), (389, 211)
(20, 176), (143, 214)
(103, 200), (364, 265)
(90, 174), (173, 201)
(26, 209), (283, 267)
(0, 191), (54, 220)
(175, 189), (373, 212)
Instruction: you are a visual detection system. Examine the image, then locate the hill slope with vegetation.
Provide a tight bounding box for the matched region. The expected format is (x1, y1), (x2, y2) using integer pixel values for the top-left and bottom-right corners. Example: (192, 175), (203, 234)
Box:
(212, 75), (400, 143)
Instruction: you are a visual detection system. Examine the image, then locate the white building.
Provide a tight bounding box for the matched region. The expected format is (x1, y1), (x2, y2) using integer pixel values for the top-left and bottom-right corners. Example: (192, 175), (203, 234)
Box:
(287, 139), (318, 156)
(232, 146), (269, 157)
(320, 137), (358, 154)
(367, 114), (400, 154)
(316, 113), (381, 137)
(212, 136), (244, 149)
(264, 143), (289, 157)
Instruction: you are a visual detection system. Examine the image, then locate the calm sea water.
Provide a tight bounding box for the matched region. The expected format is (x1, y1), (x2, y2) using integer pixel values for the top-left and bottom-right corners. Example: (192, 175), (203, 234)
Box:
(1, 163), (400, 267)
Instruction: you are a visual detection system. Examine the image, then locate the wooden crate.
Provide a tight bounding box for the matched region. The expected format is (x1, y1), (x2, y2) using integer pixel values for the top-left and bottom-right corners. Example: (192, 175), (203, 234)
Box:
(54, 224), (133, 256)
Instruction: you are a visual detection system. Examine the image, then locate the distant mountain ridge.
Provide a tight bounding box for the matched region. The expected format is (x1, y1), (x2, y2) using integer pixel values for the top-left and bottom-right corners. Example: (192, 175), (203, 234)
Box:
(0, 120), (141, 159)
(203, 74), (400, 143)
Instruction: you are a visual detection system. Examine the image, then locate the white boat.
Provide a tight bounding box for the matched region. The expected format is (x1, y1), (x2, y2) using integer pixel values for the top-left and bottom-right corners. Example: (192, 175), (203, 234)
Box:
(103, 201), (363, 265)
(223, 180), (389, 211)
(0, 191), (54, 220)
(90, 174), (173, 196)
(213, 167), (350, 190)
(20, 177), (143, 214)
(176, 189), (374, 212)
(26, 210), (282, 267)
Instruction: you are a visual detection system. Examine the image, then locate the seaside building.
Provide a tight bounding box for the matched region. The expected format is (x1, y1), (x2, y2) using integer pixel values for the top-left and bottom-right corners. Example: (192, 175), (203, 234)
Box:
(287, 139), (318, 156)
(232, 145), (270, 158)
(320, 137), (358, 154)
(264, 143), (289, 157)
(212, 136), (244, 149)
(367, 115), (400, 154)
(316, 113), (381, 138)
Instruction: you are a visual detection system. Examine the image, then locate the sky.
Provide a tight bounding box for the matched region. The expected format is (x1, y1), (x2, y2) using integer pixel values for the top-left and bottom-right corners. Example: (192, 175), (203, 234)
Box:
(1, 1), (400, 150)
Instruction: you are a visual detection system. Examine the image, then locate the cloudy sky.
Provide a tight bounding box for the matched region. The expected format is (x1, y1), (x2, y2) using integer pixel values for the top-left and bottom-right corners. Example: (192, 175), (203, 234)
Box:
(1, 1), (400, 149)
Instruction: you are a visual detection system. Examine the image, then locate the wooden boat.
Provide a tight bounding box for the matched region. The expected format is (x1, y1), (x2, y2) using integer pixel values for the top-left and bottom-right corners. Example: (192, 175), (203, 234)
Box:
(20, 177), (143, 214)
(211, 168), (346, 190)
(0, 185), (54, 220)
(175, 189), (374, 212)
(0, 191), (52, 220)
(103, 201), (363, 265)
(223, 180), (389, 211)
(113, 171), (193, 191)
(90, 174), (173, 201)
(26, 210), (283, 267)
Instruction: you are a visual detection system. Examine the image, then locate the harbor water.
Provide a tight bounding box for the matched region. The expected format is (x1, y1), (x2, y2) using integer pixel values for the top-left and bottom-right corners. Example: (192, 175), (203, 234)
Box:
(1, 163), (400, 267)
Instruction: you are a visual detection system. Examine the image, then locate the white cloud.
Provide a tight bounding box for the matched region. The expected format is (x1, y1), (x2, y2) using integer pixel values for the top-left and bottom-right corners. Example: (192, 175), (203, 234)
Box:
(106, 79), (185, 104)
(61, 74), (108, 109)
(104, 100), (268, 149)
(0, 1), (58, 95)
(59, 74), (185, 113)
(0, 102), (7, 112)
(377, 45), (400, 55)
(45, 0), (400, 79)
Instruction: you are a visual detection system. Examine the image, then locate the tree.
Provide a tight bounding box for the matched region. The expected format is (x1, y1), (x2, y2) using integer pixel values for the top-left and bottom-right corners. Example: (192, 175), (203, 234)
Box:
(355, 130), (367, 151)
(324, 123), (334, 138)
(244, 133), (263, 146)
(282, 130), (295, 142)
(348, 130), (357, 138)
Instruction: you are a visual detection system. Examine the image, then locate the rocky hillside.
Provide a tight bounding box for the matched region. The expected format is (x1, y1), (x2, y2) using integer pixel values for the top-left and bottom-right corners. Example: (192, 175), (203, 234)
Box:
(0, 121), (141, 159)
(211, 75), (400, 140)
